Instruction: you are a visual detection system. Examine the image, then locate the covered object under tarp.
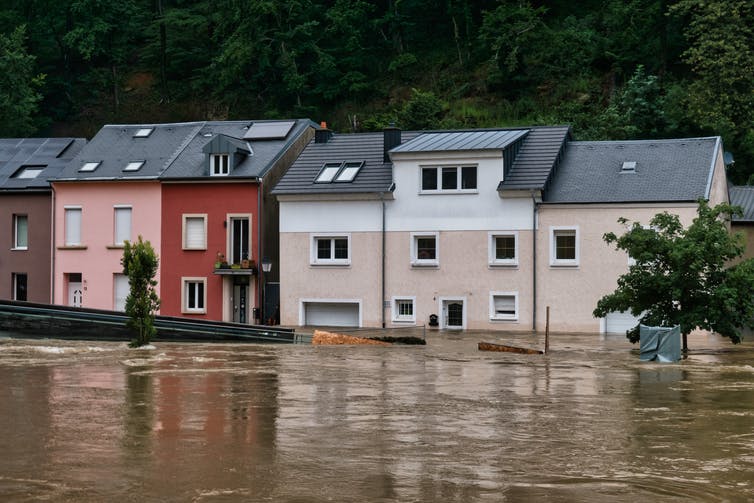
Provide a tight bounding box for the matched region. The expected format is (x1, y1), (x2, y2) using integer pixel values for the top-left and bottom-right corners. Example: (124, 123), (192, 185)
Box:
(640, 325), (681, 362)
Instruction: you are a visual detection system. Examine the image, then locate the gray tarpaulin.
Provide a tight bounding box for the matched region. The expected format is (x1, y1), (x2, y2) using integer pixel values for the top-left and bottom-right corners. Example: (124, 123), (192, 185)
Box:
(639, 325), (681, 362)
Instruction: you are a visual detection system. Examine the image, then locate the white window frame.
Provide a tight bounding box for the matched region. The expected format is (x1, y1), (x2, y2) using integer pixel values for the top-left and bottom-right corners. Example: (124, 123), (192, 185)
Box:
(182, 214), (207, 250)
(410, 232), (439, 267)
(550, 226), (579, 267)
(113, 206), (132, 246)
(310, 233), (351, 266)
(79, 161), (101, 172)
(489, 291), (519, 321)
(419, 165), (478, 194)
(210, 153), (229, 176)
(391, 296), (417, 324)
(488, 231), (518, 266)
(113, 273), (129, 312)
(124, 160), (144, 171)
(13, 214), (28, 250)
(182, 277), (207, 314)
(133, 128), (154, 138)
(64, 206), (82, 246)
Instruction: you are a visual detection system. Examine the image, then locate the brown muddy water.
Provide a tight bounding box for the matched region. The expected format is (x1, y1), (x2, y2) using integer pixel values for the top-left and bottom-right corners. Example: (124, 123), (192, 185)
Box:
(1, 330), (753, 502)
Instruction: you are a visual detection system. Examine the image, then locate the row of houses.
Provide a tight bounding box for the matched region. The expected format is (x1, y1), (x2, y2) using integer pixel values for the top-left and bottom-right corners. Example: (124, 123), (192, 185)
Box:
(0, 118), (738, 333)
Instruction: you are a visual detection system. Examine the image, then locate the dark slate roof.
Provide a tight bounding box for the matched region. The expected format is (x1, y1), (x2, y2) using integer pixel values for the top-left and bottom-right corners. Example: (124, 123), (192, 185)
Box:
(729, 186), (754, 222)
(544, 137), (720, 203)
(391, 129), (528, 153)
(272, 131), (421, 195)
(497, 126), (572, 191)
(0, 138), (86, 191)
(54, 119), (314, 181)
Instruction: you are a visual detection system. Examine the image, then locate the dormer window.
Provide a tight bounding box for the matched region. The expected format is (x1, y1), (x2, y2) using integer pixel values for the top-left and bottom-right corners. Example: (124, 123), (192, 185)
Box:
(211, 154), (229, 176)
(124, 161), (144, 172)
(79, 161), (101, 172)
(133, 128), (153, 138)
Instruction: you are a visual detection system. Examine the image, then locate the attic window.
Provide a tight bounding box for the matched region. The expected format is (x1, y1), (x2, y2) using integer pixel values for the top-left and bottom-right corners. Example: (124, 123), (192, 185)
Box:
(13, 165), (46, 179)
(79, 161), (101, 172)
(335, 161), (363, 182)
(620, 161), (637, 174)
(315, 162), (342, 183)
(124, 161), (145, 172)
(133, 128), (154, 138)
(243, 121), (295, 140)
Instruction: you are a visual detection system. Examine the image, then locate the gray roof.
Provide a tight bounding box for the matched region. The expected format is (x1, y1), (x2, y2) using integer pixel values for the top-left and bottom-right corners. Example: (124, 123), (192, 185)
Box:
(391, 129), (528, 153)
(544, 137), (721, 203)
(54, 119), (313, 182)
(0, 138), (86, 191)
(272, 131), (421, 195)
(729, 186), (754, 222)
(497, 126), (572, 191)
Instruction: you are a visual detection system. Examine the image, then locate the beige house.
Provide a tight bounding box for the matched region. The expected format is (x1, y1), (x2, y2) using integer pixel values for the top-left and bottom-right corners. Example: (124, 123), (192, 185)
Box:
(273, 127), (729, 334)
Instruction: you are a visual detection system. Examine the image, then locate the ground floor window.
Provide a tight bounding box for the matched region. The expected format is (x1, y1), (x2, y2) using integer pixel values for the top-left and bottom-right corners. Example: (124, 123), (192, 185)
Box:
(12, 273), (27, 301)
(392, 296), (416, 323)
(182, 277), (206, 314)
(490, 292), (518, 321)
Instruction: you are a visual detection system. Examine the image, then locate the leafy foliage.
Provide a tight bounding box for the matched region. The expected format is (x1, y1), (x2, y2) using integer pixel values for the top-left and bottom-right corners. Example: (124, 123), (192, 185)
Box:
(593, 201), (754, 349)
(121, 236), (161, 348)
(0, 26), (43, 136)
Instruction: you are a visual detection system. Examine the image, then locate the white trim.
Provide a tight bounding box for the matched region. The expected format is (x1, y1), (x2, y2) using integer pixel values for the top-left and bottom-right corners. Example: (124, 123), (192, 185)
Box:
(439, 296), (466, 330)
(489, 291), (519, 321)
(210, 153), (229, 176)
(181, 277), (207, 314)
(310, 233), (351, 266)
(410, 231), (439, 267)
(182, 214), (207, 250)
(299, 298), (363, 327)
(391, 295), (417, 324)
(124, 161), (145, 171)
(488, 231), (518, 267)
(13, 214), (28, 250)
(418, 164), (479, 194)
(549, 226), (579, 267)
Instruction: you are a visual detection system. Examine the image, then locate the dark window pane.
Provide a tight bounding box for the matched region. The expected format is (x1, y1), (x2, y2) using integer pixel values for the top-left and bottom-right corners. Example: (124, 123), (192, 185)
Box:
(14, 273), (27, 301)
(422, 168), (437, 190)
(317, 239), (331, 259)
(197, 282), (204, 308)
(461, 166), (476, 189)
(495, 236), (516, 260)
(417, 237), (436, 260)
(334, 239), (348, 259)
(556, 234), (576, 260)
(442, 167), (457, 190)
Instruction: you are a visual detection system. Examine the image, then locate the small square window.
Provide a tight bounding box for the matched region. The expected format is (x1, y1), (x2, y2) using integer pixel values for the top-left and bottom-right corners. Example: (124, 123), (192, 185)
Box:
(490, 292), (518, 321)
(392, 296), (416, 323)
(13, 165), (45, 179)
(489, 232), (517, 266)
(441, 167), (457, 190)
(133, 128), (154, 138)
(461, 166), (477, 189)
(550, 227), (579, 266)
(79, 161), (101, 172)
(182, 278), (206, 313)
(411, 233), (439, 267)
(311, 235), (350, 265)
(124, 161), (144, 171)
(421, 167), (438, 191)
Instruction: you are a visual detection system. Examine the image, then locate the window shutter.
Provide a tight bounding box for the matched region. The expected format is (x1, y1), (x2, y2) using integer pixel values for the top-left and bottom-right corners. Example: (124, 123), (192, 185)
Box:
(114, 274), (129, 311)
(494, 296), (515, 316)
(185, 217), (205, 248)
(114, 208), (131, 245)
(65, 209), (81, 245)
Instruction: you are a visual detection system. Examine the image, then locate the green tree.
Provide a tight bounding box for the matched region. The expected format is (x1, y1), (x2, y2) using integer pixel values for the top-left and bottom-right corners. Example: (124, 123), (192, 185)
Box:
(0, 25), (44, 136)
(398, 88), (446, 129)
(121, 236), (161, 348)
(594, 201), (754, 351)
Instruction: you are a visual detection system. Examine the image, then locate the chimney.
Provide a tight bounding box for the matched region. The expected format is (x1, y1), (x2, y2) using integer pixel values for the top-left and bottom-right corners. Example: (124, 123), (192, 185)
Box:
(314, 121), (333, 144)
(383, 123), (401, 162)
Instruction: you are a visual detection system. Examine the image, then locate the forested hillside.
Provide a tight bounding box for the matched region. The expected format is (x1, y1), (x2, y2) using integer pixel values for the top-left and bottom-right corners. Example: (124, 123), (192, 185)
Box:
(1, 1), (752, 180)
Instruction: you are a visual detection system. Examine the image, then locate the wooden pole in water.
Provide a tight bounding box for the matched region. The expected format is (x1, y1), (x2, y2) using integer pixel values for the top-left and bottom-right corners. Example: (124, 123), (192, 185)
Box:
(545, 306), (550, 354)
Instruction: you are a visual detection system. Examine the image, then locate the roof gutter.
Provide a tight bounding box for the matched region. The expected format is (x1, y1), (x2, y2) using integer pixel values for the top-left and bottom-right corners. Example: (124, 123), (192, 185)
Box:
(704, 136), (722, 200)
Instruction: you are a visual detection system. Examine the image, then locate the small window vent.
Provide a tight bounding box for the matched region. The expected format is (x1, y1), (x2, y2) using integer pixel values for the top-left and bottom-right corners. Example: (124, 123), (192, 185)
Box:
(620, 161), (637, 174)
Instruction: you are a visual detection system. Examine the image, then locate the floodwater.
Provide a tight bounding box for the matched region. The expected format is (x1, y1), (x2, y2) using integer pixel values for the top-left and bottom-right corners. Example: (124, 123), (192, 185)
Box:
(1, 330), (753, 502)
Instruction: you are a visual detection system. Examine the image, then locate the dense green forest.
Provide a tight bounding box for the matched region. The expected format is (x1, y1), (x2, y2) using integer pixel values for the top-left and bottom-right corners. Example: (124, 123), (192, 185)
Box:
(0, 1), (752, 180)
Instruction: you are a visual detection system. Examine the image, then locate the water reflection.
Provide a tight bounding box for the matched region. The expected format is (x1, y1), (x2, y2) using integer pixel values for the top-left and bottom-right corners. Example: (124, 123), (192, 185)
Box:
(0, 335), (753, 501)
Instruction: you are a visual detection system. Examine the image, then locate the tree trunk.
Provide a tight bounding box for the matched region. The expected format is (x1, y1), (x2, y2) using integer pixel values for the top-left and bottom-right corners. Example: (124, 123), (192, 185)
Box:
(682, 332), (688, 353)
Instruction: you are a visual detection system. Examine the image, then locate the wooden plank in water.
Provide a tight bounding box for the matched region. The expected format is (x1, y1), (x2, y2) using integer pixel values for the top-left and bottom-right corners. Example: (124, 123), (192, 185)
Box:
(478, 341), (543, 355)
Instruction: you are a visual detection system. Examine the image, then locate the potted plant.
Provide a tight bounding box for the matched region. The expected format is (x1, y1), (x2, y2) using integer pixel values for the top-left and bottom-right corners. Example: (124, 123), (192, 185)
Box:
(241, 253), (250, 269)
(215, 252), (226, 269)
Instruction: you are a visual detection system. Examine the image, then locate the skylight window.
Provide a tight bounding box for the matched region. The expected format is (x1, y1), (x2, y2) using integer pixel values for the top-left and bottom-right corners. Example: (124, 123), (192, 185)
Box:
(621, 161), (637, 173)
(243, 121), (295, 140)
(124, 161), (145, 171)
(133, 128), (154, 138)
(13, 165), (45, 179)
(335, 161), (363, 182)
(79, 161), (101, 172)
(315, 163), (342, 183)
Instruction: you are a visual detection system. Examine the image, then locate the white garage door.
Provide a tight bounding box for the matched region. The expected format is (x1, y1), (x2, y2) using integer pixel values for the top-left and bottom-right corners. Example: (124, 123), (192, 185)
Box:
(304, 302), (360, 327)
(604, 310), (642, 334)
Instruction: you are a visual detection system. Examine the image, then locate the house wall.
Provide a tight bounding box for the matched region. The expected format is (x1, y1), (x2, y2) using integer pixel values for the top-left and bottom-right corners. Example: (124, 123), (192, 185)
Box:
(536, 204), (698, 333)
(161, 182), (259, 321)
(53, 181), (162, 309)
(0, 193), (52, 302)
(707, 142), (729, 206)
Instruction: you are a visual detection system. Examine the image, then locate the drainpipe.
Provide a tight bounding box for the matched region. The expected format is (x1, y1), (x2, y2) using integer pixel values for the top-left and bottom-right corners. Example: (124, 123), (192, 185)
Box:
(381, 192), (386, 328)
(257, 178), (263, 323)
(531, 190), (538, 331)
(50, 184), (56, 304)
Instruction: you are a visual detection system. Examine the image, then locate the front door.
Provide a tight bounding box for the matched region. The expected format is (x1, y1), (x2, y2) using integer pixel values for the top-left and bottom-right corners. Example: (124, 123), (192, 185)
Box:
(233, 284), (247, 324)
(442, 299), (464, 329)
(68, 281), (83, 307)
